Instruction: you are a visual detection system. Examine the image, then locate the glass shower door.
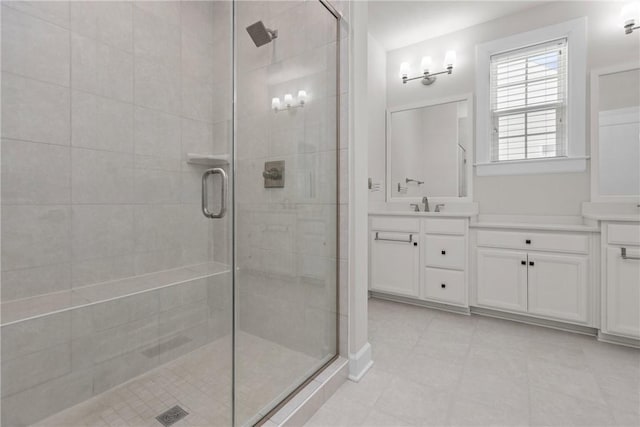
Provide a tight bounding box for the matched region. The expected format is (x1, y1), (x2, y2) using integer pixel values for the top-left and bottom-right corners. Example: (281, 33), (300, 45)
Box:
(1, 1), (234, 426)
(233, 1), (340, 424)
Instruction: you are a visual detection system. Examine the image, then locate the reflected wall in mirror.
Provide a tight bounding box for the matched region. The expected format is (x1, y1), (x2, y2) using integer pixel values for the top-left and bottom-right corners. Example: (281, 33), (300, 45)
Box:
(592, 65), (640, 200)
(387, 95), (472, 201)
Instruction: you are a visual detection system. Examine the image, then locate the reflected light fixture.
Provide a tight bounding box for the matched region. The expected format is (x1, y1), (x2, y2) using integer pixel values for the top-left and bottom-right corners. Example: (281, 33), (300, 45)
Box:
(400, 50), (456, 85)
(272, 90), (307, 112)
(622, 2), (640, 34)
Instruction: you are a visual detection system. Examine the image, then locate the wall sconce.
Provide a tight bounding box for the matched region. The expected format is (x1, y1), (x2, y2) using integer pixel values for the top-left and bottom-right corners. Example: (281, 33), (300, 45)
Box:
(622, 2), (640, 34)
(400, 50), (456, 86)
(272, 90), (307, 112)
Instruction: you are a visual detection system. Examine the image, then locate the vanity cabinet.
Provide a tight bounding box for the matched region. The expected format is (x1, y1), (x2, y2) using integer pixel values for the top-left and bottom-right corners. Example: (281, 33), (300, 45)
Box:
(601, 223), (640, 339)
(474, 229), (593, 325)
(369, 214), (469, 308)
(369, 217), (421, 297)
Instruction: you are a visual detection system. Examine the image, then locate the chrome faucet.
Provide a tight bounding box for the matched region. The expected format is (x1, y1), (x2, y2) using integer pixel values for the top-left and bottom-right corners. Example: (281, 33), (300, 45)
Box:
(435, 204), (445, 212)
(422, 196), (430, 212)
(410, 203), (420, 212)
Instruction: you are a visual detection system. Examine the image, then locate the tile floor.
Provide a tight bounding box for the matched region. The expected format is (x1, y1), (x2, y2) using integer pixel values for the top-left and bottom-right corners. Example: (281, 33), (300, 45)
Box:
(305, 298), (640, 427)
(34, 332), (321, 427)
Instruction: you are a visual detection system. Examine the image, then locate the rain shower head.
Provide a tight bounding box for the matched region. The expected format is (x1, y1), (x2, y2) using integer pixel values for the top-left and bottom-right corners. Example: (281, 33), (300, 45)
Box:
(246, 21), (278, 47)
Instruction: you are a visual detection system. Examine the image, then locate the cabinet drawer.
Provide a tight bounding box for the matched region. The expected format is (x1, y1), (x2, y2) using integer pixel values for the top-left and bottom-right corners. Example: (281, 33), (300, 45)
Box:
(423, 268), (465, 305)
(477, 230), (588, 254)
(370, 217), (420, 232)
(608, 224), (640, 246)
(425, 235), (465, 270)
(424, 218), (465, 235)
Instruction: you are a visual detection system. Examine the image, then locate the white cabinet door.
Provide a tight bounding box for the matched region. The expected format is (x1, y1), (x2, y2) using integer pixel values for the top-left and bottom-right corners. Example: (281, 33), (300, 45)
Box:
(370, 232), (419, 297)
(476, 248), (528, 312)
(606, 247), (640, 338)
(527, 253), (589, 324)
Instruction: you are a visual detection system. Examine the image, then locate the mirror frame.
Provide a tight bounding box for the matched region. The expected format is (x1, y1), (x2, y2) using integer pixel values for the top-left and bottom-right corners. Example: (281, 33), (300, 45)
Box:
(385, 93), (474, 203)
(590, 62), (640, 203)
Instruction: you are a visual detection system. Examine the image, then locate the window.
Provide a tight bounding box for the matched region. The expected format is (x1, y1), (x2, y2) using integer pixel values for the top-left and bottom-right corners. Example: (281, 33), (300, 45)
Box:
(490, 39), (567, 162)
(475, 19), (587, 176)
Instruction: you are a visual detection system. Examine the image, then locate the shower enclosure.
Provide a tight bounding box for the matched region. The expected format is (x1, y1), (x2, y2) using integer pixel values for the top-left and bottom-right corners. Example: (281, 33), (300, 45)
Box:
(0, 1), (340, 425)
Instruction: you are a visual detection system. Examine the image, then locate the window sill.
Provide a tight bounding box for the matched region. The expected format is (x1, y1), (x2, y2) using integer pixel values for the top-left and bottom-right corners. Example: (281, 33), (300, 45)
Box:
(475, 156), (588, 176)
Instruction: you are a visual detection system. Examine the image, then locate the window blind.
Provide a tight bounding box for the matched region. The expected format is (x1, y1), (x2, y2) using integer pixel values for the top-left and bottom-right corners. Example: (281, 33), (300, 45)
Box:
(490, 38), (568, 162)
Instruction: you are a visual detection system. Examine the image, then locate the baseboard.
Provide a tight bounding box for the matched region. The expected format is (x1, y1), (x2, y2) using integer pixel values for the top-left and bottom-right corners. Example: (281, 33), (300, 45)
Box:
(348, 342), (373, 382)
(266, 357), (348, 427)
(369, 291), (471, 315)
(470, 306), (598, 336)
(598, 331), (640, 348)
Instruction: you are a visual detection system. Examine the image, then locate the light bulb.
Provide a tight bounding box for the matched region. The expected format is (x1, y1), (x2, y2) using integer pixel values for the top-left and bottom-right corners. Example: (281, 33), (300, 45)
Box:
(271, 97), (281, 110)
(444, 50), (456, 69)
(284, 93), (293, 106)
(297, 90), (307, 105)
(420, 56), (433, 73)
(621, 2), (639, 27)
(399, 62), (410, 78)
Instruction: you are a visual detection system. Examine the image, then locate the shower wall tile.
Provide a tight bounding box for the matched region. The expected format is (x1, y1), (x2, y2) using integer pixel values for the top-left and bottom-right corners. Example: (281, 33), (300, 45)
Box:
(71, 91), (134, 153)
(1, 72), (70, 145)
(1, 263), (71, 301)
(3, 1), (70, 29)
(134, 106), (181, 159)
(182, 76), (215, 122)
(182, 33), (216, 86)
(133, 248), (184, 276)
(71, 255), (135, 289)
(1, 6), (70, 86)
(133, 0), (180, 27)
(133, 5), (180, 67)
(181, 0), (214, 44)
(1, 342), (71, 397)
(71, 205), (134, 262)
(70, 1), (133, 52)
(70, 33), (133, 102)
(181, 118), (214, 157)
(71, 148), (134, 204)
(1, 138), (71, 205)
(134, 57), (181, 115)
(1, 311), (71, 361)
(1, 368), (93, 427)
(1, 205), (71, 271)
(134, 168), (182, 204)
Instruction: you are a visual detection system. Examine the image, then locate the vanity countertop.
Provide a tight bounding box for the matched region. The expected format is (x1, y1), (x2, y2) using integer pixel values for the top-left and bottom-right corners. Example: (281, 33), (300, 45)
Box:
(469, 221), (600, 233)
(369, 211), (476, 218)
(582, 213), (640, 222)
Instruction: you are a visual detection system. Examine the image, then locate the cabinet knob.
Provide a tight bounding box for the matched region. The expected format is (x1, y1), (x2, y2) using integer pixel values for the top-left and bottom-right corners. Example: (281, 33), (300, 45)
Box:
(441, 250), (446, 255)
(526, 239), (531, 244)
(441, 283), (446, 288)
(521, 260), (526, 265)
(529, 261), (535, 266)
(413, 242), (418, 246)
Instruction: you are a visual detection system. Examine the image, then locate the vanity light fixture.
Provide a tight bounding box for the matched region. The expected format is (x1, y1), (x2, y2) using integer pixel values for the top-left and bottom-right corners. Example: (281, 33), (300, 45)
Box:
(622, 2), (640, 34)
(400, 50), (456, 85)
(271, 90), (307, 112)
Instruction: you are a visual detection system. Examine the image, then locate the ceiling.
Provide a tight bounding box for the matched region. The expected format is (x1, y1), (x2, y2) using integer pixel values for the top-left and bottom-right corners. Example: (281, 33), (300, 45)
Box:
(368, 1), (546, 51)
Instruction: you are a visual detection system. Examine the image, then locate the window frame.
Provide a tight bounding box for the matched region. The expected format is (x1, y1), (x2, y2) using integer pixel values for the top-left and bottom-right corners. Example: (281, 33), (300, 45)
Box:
(475, 18), (587, 176)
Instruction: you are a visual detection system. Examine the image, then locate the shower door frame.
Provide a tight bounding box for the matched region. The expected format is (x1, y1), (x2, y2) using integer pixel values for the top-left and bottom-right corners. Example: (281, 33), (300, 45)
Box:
(230, 0), (343, 425)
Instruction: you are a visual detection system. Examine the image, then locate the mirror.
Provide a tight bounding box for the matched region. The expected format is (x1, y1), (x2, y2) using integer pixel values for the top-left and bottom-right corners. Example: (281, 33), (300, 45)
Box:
(387, 95), (472, 201)
(592, 65), (640, 200)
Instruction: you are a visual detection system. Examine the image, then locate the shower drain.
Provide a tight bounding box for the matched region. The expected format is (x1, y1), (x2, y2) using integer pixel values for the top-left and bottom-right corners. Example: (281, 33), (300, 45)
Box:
(156, 405), (189, 427)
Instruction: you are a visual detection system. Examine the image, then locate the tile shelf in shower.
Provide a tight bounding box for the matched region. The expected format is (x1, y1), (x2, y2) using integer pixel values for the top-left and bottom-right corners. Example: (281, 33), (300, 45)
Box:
(0, 261), (231, 326)
(186, 153), (230, 166)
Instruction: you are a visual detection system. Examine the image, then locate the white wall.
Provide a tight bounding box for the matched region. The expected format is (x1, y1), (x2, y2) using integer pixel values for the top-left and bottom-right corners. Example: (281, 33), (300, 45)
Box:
(376, 1), (640, 215)
(368, 33), (386, 206)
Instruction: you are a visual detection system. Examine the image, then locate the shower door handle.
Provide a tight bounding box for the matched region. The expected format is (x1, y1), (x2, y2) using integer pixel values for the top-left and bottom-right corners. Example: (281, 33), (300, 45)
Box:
(202, 168), (228, 219)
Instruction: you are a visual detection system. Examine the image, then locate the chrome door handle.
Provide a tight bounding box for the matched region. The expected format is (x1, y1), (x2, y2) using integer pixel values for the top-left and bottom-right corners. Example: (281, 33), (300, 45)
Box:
(202, 168), (227, 219)
(621, 247), (640, 260)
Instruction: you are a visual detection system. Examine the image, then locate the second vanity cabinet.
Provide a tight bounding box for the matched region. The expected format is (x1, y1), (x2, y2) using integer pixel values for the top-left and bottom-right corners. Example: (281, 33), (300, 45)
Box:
(473, 228), (595, 326)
